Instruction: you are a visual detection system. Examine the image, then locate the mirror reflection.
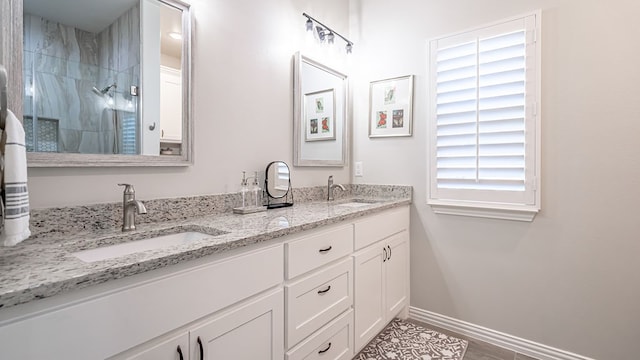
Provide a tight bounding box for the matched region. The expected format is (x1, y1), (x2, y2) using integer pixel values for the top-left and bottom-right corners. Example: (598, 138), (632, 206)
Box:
(22, 0), (185, 158)
(264, 161), (293, 209)
(293, 52), (347, 167)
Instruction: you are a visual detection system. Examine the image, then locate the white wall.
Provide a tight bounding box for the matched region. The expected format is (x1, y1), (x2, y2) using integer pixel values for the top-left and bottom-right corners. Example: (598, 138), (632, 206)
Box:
(350, 0), (640, 359)
(26, 0), (351, 209)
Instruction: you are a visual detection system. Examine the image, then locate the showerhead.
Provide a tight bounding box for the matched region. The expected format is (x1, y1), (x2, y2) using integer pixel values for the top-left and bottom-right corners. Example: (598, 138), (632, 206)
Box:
(92, 83), (117, 96)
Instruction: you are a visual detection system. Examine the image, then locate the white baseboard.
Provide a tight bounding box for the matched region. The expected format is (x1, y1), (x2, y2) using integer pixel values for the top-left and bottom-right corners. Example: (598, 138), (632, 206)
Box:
(409, 307), (595, 360)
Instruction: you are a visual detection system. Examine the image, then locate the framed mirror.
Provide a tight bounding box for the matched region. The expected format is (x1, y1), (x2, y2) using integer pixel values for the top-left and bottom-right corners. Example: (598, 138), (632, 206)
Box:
(293, 52), (347, 167)
(264, 161), (293, 209)
(20, 0), (191, 167)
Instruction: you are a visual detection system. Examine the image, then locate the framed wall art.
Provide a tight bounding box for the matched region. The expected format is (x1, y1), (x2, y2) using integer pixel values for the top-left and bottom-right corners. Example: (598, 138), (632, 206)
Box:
(304, 88), (336, 141)
(369, 75), (414, 137)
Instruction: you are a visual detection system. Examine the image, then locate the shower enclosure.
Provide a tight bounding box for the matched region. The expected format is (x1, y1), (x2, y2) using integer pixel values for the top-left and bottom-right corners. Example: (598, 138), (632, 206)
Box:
(23, 4), (141, 155)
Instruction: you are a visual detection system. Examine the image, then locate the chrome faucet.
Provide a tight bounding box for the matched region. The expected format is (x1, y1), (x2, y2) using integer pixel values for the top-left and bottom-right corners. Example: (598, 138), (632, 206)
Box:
(118, 183), (147, 232)
(327, 175), (346, 201)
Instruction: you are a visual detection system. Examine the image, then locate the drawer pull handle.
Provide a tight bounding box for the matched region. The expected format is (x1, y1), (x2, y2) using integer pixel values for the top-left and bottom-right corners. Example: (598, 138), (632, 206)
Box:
(319, 246), (332, 253)
(197, 336), (204, 360)
(383, 246), (387, 262)
(318, 342), (332, 354)
(387, 245), (392, 260)
(177, 345), (184, 360)
(317, 285), (331, 294)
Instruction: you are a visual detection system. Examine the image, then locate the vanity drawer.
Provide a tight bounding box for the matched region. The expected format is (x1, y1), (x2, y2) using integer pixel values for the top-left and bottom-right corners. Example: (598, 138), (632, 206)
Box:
(286, 309), (354, 360)
(354, 206), (409, 250)
(286, 258), (353, 348)
(286, 224), (353, 279)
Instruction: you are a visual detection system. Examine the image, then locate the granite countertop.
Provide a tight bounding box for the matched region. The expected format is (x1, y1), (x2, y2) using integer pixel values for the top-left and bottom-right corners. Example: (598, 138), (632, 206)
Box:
(0, 196), (410, 310)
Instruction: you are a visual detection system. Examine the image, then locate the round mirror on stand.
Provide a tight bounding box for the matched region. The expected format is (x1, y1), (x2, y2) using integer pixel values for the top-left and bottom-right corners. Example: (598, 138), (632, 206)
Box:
(264, 161), (293, 209)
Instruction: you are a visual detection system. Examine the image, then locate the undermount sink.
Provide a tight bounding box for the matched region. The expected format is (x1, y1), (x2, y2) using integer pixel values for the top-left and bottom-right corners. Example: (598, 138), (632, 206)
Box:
(72, 228), (226, 263)
(334, 199), (382, 207)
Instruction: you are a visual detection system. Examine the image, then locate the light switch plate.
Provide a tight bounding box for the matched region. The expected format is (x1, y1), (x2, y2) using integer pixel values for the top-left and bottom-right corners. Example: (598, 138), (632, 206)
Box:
(355, 161), (363, 177)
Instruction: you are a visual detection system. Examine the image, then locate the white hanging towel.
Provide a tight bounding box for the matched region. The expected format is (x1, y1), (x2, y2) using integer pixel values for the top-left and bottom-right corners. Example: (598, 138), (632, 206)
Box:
(1, 110), (31, 246)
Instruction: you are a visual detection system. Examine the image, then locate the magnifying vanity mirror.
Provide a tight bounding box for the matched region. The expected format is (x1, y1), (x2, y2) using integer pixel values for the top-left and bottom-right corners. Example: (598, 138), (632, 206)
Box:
(264, 161), (293, 209)
(293, 52), (347, 167)
(20, 0), (191, 166)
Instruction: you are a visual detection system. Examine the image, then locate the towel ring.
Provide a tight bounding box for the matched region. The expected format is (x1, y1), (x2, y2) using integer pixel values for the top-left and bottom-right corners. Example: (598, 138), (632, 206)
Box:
(0, 64), (7, 131)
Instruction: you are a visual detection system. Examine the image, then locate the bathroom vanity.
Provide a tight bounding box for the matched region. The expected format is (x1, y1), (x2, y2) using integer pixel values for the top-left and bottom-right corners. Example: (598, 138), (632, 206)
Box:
(0, 189), (410, 359)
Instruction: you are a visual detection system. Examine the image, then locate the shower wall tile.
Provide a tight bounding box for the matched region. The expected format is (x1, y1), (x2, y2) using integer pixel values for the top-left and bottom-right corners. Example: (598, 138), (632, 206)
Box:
(23, 13), (99, 66)
(34, 53), (67, 77)
(34, 72), (66, 120)
(24, 5), (140, 155)
(78, 131), (101, 154)
(98, 4), (140, 73)
(59, 129), (82, 153)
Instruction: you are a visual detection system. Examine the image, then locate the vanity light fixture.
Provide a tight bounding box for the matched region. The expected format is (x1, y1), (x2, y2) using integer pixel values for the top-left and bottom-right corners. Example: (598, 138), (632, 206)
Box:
(303, 13), (353, 54)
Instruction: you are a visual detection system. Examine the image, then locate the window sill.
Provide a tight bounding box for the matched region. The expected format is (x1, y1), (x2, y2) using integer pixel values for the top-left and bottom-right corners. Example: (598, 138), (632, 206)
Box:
(428, 200), (539, 222)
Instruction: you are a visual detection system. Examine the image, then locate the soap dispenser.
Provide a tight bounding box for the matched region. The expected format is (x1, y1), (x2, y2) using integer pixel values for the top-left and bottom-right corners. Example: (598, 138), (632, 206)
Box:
(240, 171), (249, 208)
(233, 171), (267, 214)
(251, 171), (261, 207)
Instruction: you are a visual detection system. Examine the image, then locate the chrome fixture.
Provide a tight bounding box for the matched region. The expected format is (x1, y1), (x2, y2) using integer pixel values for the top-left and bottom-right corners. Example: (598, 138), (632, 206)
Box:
(327, 175), (346, 201)
(92, 83), (117, 96)
(302, 13), (354, 54)
(118, 183), (147, 231)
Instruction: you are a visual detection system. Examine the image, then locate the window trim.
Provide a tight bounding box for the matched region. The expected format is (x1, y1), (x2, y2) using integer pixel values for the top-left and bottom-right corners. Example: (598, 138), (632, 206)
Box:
(426, 11), (542, 221)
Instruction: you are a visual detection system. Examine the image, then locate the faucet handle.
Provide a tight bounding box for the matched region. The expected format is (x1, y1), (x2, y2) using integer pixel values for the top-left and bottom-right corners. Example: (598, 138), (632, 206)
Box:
(118, 183), (135, 195)
(328, 175), (334, 184)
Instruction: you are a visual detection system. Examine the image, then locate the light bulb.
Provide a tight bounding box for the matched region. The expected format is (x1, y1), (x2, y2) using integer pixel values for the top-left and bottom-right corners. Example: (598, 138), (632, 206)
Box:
(327, 32), (335, 44)
(316, 26), (326, 41)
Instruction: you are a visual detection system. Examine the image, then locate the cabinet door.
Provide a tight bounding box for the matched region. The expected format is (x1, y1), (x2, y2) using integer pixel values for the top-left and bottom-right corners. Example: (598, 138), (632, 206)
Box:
(384, 231), (409, 320)
(109, 332), (189, 360)
(190, 289), (284, 360)
(352, 245), (385, 352)
(160, 66), (183, 142)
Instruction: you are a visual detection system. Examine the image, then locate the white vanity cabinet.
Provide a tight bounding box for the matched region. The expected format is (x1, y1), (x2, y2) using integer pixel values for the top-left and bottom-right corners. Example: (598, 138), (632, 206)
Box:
(0, 204), (410, 360)
(352, 207), (410, 352)
(284, 223), (355, 358)
(0, 243), (284, 360)
(114, 289), (283, 360)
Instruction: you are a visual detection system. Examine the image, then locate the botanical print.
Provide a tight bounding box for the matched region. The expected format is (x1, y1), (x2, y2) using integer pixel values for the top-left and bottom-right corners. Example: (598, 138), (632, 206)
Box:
(315, 97), (324, 112)
(377, 111), (388, 128)
(392, 109), (404, 128)
(369, 75), (413, 137)
(321, 117), (330, 133)
(354, 318), (468, 360)
(304, 88), (336, 141)
(384, 85), (396, 104)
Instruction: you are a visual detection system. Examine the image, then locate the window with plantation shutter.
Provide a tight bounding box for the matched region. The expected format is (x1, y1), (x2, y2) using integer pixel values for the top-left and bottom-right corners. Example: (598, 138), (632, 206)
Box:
(428, 13), (541, 221)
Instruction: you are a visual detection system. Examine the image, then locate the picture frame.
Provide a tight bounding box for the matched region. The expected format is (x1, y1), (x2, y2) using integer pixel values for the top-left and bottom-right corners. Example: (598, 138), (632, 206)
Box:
(369, 75), (414, 137)
(304, 88), (336, 141)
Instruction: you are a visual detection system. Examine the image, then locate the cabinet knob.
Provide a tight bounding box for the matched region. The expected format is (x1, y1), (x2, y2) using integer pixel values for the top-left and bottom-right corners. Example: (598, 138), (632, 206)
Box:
(317, 285), (331, 294)
(318, 342), (332, 354)
(318, 246), (332, 253)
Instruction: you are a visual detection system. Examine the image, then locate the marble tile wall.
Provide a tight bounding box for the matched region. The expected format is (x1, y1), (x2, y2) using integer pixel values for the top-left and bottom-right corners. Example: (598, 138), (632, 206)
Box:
(23, 4), (140, 154)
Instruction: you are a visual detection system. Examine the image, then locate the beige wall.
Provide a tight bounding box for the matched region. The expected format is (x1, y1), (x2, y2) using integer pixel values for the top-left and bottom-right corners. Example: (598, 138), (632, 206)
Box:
(26, 0), (350, 209)
(350, 0), (640, 359)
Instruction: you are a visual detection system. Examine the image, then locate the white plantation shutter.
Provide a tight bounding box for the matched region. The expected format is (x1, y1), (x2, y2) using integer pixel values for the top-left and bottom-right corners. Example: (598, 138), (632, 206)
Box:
(428, 14), (540, 218)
